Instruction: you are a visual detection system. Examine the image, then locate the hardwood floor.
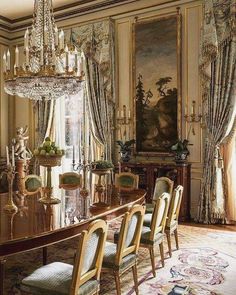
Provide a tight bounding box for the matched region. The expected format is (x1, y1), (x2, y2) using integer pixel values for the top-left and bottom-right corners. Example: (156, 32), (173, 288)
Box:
(181, 221), (236, 232)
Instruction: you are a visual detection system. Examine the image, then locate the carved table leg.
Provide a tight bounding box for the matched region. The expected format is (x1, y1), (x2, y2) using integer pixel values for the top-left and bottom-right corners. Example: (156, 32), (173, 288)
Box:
(0, 258), (6, 295)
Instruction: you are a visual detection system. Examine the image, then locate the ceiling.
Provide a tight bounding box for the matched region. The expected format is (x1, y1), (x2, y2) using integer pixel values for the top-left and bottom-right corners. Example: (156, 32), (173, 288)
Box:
(0, 0), (86, 19)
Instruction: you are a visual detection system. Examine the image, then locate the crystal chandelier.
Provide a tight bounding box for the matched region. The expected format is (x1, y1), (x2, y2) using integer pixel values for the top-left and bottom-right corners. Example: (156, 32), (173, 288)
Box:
(3, 0), (84, 100)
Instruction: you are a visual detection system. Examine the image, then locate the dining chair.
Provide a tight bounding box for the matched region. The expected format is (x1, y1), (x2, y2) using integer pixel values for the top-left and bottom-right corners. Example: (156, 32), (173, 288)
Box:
(21, 219), (108, 295)
(145, 176), (173, 213)
(59, 172), (82, 190)
(165, 185), (184, 257)
(140, 192), (170, 277)
(115, 172), (139, 192)
(102, 204), (145, 295)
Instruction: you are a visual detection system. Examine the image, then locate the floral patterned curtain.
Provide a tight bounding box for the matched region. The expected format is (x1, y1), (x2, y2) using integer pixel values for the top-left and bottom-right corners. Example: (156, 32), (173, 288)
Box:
(198, 0), (236, 223)
(65, 20), (115, 161)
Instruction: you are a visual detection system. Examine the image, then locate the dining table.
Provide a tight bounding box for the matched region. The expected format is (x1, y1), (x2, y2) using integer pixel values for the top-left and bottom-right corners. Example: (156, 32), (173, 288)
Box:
(0, 187), (146, 295)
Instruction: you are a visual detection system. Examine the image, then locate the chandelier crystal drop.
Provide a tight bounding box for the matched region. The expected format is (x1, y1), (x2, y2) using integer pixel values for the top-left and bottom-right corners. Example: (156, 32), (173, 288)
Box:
(3, 0), (85, 100)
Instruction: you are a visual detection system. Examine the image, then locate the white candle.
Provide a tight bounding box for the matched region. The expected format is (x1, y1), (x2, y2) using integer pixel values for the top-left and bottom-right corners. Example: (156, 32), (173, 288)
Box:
(24, 28), (29, 48)
(198, 105), (202, 115)
(74, 48), (78, 72)
(14, 64), (16, 76)
(72, 145), (75, 162)
(117, 110), (120, 119)
(128, 110), (131, 118)
(54, 25), (58, 47)
(59, 30), (64, 50)
(3, 52), (6, 73)
(7, 49), (10, 70)
(25, 47), (29, 66)
(65, 45), (69, 69)
(6, 146), (9, 166)
(12, 145), (15, 167)
(15, 46), (19, 67)
(121, 110), (124, 118)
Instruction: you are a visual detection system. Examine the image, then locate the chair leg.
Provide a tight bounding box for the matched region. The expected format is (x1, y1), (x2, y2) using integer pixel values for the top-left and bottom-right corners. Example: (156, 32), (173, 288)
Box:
(159, 242), (165, 267)
(113, 271), (121, 295)
(174, 228), (179, 250)
(166, 231), (172, 257)
(132, 264), (139, 295)
(149, 247), (156, 277)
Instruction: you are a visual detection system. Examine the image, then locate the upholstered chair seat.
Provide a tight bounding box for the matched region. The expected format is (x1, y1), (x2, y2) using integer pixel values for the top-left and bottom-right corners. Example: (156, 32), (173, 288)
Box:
(140, 226), (164, 245)
(102, 205), (145, 295)
(103, 242), (136, 271)
(140, 193), (170, 277)
(22, 262), (99, 295)
(21, 219), (108, 295)
(145, 177), (173, 214)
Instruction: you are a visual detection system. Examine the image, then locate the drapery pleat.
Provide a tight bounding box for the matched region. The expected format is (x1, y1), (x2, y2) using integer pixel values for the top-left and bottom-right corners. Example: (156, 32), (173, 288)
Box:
(198, 0), (236, 223)
(35, 100), (55, 145)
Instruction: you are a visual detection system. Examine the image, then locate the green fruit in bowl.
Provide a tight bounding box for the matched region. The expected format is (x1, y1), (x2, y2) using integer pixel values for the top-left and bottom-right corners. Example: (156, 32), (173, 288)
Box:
(43, 141), (51, 147)
(33, 149), (39, 156)
(45, 137), (51, 142)
(49, 150), (56, 156)
(46, 146), (51, 153)
(56, 150), (62, 155)
(40, 150), (46, 156)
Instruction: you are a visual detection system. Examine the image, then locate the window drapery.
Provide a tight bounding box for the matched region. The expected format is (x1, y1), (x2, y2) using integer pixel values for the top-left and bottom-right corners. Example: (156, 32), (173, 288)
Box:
(198, 0), (236, 223)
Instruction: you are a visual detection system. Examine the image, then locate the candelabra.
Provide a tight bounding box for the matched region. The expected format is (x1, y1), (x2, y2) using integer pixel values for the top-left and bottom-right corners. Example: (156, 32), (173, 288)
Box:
(184, 100), (202, 135)
(1, 164), (18, 214)
(117, 105), (132, 142)
(72, 149), (92, 218)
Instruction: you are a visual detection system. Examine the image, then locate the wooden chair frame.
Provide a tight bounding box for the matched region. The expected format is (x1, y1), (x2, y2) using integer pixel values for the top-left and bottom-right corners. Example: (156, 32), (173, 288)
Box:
(102, 204), (145, 295)
(115, 172), (139, 192)
(59, 172), (82, 190)
(165, 185), (184, 257)
(152, 177), (174, 203)
(70, 219), (108, 295)
(140, 193), (170, 277)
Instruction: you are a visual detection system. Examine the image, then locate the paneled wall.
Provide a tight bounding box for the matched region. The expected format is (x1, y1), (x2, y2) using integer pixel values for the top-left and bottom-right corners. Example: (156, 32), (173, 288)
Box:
(0, 0), (203, 219)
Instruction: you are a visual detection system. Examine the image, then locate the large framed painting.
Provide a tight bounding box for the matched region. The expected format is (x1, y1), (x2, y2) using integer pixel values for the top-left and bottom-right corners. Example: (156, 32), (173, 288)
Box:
(133, 13), (182, 156)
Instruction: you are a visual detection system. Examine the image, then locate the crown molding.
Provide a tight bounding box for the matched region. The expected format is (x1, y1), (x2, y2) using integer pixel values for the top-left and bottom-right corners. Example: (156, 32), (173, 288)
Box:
(0, 0), (137, 33)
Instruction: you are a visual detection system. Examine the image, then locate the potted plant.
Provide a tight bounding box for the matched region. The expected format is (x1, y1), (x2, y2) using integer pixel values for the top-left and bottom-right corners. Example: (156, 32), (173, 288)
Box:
(170, 139), (190, 163)
(116, 139), (135, 162)
(91, 160), (114, 171)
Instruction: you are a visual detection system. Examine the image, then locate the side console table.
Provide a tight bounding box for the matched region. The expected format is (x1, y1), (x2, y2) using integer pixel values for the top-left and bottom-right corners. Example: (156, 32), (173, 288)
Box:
(119, 162), (191, 221)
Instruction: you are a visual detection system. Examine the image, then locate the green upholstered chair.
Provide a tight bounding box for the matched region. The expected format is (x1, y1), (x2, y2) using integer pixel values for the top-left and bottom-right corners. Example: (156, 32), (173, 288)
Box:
(24, 174), (42, 195)
(102, 204), (145, 295)
(59, 172), (82, 190)
(21, 219), (108, 295)
(140, 193), (170, 277)
(145, 177), (173, 214)
(165, 185), (184, 257)
(115, 172), (139, 192)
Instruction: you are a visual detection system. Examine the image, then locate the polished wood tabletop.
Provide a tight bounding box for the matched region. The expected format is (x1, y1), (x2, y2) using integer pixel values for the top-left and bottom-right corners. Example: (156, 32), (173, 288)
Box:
(0, 188), (146, 257)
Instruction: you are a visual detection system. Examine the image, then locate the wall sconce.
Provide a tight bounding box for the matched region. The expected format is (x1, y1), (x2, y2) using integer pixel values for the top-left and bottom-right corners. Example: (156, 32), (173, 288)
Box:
(117, 105), (131, 141)
(184, 100), (202, 135)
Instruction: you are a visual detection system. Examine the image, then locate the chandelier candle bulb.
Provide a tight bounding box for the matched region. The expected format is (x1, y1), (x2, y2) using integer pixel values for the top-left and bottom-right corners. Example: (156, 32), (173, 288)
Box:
(6, 49), (10, 70)
(3, 53), (6, 73)
(54, 25), (58, 47)
(15, 46), (19, 67)
(25, 47), (29, 66)
(24, 28), (29, 48)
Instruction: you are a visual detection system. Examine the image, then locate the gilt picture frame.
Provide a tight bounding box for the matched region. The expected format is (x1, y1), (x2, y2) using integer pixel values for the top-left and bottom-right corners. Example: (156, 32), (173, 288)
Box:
(133, 13), (182, 156)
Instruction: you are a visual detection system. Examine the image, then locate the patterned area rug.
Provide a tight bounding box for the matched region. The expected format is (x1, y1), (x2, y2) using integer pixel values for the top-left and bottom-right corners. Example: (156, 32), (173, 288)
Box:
(4, 224), (236, 295)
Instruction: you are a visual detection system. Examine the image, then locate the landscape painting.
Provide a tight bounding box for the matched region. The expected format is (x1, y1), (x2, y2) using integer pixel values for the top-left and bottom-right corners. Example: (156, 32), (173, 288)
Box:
(133, 14), (181, 155)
